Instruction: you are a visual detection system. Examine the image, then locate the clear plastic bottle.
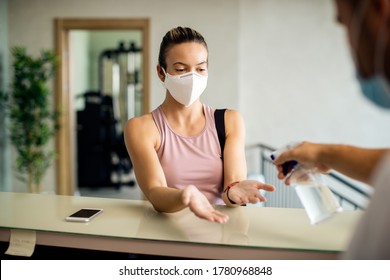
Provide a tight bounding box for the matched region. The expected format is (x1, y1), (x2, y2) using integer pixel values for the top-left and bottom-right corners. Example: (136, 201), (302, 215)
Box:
(271, 143), (342, 225)
(288, 166), (342, 224)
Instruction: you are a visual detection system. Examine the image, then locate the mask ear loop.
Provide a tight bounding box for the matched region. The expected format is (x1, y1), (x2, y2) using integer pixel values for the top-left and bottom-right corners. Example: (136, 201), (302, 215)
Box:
(161, 67), (167, 80)
(160, 67), (169, 90)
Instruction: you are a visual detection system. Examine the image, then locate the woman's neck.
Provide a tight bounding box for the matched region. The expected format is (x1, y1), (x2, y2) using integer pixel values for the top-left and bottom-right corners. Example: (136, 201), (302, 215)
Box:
(160, 100), (205, 136)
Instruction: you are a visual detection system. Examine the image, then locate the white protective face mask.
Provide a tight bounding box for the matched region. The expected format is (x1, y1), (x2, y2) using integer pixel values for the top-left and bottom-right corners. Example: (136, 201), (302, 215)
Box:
(162, 68), (208, 107)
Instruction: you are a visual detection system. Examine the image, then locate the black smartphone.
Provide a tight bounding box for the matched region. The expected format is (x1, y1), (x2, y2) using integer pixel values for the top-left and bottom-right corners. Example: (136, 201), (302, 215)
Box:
(65, 208), (103, 222)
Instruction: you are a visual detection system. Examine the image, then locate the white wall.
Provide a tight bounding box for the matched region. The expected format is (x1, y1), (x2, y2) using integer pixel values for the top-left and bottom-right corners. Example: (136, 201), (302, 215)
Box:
(240, 0), (390, 148)
(240, 0), (390, 174)
(6, 0), (390, 192)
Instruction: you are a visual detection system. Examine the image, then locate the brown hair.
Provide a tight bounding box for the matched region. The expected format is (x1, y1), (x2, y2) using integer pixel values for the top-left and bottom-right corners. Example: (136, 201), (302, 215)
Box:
(158, 26), (208, 70)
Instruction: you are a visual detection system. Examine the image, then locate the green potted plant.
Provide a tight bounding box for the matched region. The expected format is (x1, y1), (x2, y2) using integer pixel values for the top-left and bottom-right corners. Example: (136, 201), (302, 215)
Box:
(1, 47), (59, 193)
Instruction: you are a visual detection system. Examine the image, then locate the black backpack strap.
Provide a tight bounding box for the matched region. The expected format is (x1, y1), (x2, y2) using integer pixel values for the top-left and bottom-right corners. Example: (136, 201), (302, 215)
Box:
(214, 109), (227, 160)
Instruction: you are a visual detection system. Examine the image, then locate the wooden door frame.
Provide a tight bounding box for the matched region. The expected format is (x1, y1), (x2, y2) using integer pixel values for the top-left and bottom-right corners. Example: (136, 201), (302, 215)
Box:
(54, 18), (150, 195)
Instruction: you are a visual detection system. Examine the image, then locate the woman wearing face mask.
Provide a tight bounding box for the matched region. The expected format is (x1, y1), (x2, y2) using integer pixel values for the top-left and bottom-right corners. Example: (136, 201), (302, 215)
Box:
(124, 26), (275, 224)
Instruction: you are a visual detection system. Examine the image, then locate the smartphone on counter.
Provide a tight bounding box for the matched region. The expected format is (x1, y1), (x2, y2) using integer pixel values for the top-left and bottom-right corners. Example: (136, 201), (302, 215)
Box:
(65, 208), (103, 222)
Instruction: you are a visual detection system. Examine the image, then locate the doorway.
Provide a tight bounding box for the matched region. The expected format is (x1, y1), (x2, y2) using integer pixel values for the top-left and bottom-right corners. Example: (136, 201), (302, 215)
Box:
(55, 18), (150, 195)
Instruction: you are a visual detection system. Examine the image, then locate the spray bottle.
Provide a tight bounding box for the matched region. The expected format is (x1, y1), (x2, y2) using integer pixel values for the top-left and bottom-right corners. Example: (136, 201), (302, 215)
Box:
(271, 143), (342, 224)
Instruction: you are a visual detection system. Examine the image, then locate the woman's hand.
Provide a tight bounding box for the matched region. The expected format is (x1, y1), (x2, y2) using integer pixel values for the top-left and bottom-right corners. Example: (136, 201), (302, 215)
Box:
(228, 180), (275, 205)
(182, 185), (229, 224)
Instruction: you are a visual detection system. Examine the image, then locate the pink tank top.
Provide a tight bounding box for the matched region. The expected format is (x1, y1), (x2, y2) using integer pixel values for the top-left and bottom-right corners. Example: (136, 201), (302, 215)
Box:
(151, 105), (224, 205)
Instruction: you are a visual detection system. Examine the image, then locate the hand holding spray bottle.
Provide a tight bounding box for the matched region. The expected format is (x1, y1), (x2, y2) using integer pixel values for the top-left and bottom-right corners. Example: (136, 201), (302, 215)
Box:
(271, 142), (342, 225)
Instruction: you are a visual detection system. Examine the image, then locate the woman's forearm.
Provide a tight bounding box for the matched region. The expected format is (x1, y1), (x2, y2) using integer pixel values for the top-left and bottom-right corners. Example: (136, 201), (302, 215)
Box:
(147, 186), (186, 213)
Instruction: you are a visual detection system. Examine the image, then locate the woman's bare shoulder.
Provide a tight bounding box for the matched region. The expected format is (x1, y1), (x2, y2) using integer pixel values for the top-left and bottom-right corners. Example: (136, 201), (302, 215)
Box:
(225, 109), (244, 124)
(124, 113), (161, 151)
(124, 113), (158, 139)
(126, 113), (154, 128)
(224, 109), (245, 135)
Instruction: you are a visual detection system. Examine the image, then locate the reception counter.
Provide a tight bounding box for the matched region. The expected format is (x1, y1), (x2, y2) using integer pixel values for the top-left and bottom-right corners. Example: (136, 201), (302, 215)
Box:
(0, 191), (362, 259)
